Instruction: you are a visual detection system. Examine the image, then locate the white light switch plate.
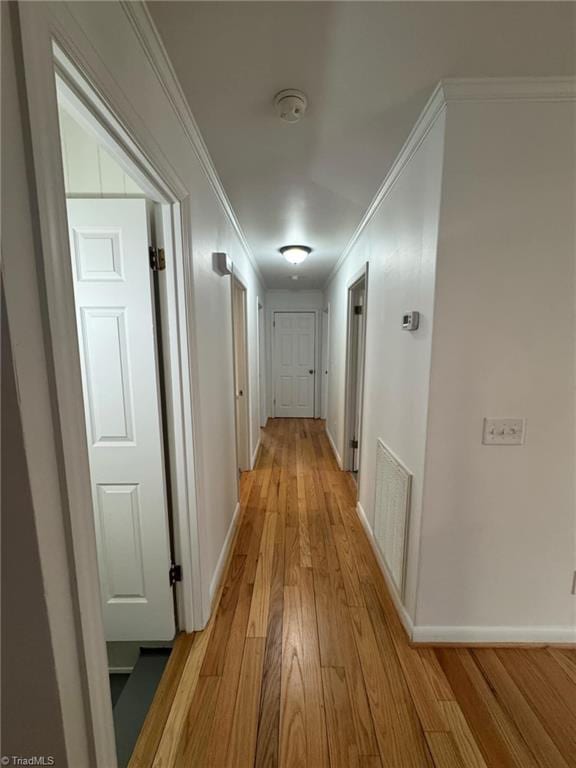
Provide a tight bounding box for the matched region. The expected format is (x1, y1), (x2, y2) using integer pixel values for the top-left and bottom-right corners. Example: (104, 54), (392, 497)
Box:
(482, 418), (525, 446)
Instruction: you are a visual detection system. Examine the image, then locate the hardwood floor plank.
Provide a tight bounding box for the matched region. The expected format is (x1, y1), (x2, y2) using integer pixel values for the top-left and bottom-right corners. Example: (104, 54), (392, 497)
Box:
(255, 543), (285, 768)
(496, 648), (576, 761)
(548, 648), (576, 687)
(201, 554), (246, 676)
(322, 667), (361, 768)
(248, 513), (278, 637)
(425, 732), (466, 768)
(440, 701), (488, 768)
(350, 604), (433, 767)
(172, 675), (220, 768)
(206, 579), (254, 768)
(128, 632), (195, 768)
(280, 585), (307, 767)
(152, 625), (214, 768)
(332, 523), (364, 607)
(474, 648), (570, 768)
(226, 637), (266, 768)
(436, 648), (539, 768)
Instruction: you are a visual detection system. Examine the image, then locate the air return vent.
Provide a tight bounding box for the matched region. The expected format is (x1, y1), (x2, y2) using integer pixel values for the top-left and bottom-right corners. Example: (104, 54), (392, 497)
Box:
(373, 439), (412, 597)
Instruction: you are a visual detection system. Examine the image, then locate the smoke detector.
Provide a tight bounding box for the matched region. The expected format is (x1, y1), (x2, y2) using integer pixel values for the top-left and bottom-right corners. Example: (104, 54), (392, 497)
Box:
(274, 89), (308, 123)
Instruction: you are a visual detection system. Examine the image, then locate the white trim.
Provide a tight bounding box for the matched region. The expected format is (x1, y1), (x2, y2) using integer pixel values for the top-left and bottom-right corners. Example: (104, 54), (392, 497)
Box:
(356, 503), (414, 640)
(119, 1), (265, 288)
(342, 264), (369, 474)
(325, 84), (446, 287)
(154, 201), (203, 634)
(411, 625), (576, 646)
(251, 435), (262, 470)
(325, 76), (576, 288)
(231, 270), (252, 473)
(108, 666), (134, 675)
(442, 76), (576, 103)
(209, 502), (242, 608)
(326, 426), (343, 469)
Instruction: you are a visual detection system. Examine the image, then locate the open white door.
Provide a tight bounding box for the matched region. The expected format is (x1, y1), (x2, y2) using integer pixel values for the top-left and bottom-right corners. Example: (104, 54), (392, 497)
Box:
(67, 198), (175, 641)
(273, 312), (316, 418)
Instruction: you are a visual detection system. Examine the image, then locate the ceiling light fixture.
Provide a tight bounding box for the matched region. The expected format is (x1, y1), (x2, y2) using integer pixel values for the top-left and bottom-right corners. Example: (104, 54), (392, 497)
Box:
(280, 245), (312, 265)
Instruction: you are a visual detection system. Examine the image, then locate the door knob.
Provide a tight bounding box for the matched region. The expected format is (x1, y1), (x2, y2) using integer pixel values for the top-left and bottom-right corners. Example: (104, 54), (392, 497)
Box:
(309, 369), (314, 374)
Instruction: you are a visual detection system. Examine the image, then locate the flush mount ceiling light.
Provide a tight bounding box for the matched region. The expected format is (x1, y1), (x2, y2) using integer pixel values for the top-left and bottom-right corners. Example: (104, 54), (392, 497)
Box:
(280, 245), (312, 265)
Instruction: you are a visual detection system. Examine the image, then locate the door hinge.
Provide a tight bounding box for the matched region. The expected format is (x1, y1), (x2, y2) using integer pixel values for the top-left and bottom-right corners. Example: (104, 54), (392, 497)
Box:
(169, 562), (182, 586)
(273, 320), (276, 327)
(149, 246), (166, 272)
(350, 438), (359, 449)
(354, 305), (363, 315)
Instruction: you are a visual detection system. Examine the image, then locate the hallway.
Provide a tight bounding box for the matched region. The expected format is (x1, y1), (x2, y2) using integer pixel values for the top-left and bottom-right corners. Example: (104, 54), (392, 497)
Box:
(131, 419), (576, 768)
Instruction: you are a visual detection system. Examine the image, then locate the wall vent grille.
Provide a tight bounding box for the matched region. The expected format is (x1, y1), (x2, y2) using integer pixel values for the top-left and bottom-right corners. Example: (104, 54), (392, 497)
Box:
(373, 438), (412, 597)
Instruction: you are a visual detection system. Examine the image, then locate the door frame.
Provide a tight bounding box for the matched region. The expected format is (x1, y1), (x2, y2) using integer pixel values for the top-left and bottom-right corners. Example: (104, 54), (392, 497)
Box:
(272, 311), (317, 418)
(321, 303), (331, 420)
(257, 299), (267, 430)
(231, 269), (252, 472)
(343, 264), (369, 476)
(15, 25), (203, 767)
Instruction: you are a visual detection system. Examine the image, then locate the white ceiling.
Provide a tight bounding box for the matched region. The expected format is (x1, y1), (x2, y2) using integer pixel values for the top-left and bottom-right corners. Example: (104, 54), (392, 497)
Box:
(149, 2), (575, 288)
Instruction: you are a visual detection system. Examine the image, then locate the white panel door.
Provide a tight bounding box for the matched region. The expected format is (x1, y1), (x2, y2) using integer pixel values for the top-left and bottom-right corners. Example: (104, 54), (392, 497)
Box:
(67, 198), (175, 641)
(273, 312), (315, 417)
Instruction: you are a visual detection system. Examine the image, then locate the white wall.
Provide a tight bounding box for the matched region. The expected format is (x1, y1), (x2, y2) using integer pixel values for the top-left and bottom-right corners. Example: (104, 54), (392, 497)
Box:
(324, 112), (446, 618)
(265, 289), (324, 418)
(417, 99), (575, 637)
(325, 85), (575, 641)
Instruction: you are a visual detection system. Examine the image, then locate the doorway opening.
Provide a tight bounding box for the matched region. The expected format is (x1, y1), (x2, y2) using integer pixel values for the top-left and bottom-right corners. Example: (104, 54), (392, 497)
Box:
(258, 300), (267, 429)
(272, 312), (316, 418)
(43, 48), (203, 767)
(321, 304), (330, 420)
(58, 95), (177, 767)
(344, 268), (368, 479)
(232, 275), (251, 473)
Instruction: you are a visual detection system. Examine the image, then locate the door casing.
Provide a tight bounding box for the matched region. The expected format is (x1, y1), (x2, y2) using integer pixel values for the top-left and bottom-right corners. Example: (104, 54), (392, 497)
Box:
(231, 273), (251, 472)
(343, 265), (369, 479)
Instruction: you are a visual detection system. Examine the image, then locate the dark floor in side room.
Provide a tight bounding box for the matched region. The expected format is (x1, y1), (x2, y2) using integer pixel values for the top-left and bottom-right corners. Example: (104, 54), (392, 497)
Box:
(112, 648), (171, 768)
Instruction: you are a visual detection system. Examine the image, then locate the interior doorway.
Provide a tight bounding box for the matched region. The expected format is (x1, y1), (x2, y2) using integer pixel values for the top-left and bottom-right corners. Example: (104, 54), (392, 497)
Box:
(258, 300), (267, 428)
(321, 304), (330, 420)
(344, 268), (368, 477)
(55, 76), (192, 768)
(272, 312), (316, 418)
(232, 275), (251, 472)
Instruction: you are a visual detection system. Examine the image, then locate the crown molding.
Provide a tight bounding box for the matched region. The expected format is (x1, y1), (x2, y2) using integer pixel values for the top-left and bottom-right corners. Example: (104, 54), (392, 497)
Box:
(325, 82), (447, 287)
(120, 1), (265, 286)
(325, 75), (576, 288)
(442, 76), (576, 103)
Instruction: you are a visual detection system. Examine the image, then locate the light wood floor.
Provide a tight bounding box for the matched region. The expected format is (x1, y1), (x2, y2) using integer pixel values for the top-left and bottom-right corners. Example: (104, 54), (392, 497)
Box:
(130, 418), (576, 768)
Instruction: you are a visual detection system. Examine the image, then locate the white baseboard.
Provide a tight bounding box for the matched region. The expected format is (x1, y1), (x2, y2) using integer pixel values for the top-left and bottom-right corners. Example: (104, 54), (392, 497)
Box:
(356, 502), (576, 646)
(251, 436), (262, 469)
(208, 502), (241, 609)
(326, 426), (342, 469)
(356, 502), (415, 639)
(411, 624), (576, 645)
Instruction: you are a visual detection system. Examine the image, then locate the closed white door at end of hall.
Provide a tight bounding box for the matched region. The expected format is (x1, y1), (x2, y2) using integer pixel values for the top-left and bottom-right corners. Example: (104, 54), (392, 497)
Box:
(273, 312), (315, 417)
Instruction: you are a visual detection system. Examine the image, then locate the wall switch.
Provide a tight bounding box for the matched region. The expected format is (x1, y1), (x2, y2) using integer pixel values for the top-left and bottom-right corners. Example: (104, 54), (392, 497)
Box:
(482, 418), (525, 446)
